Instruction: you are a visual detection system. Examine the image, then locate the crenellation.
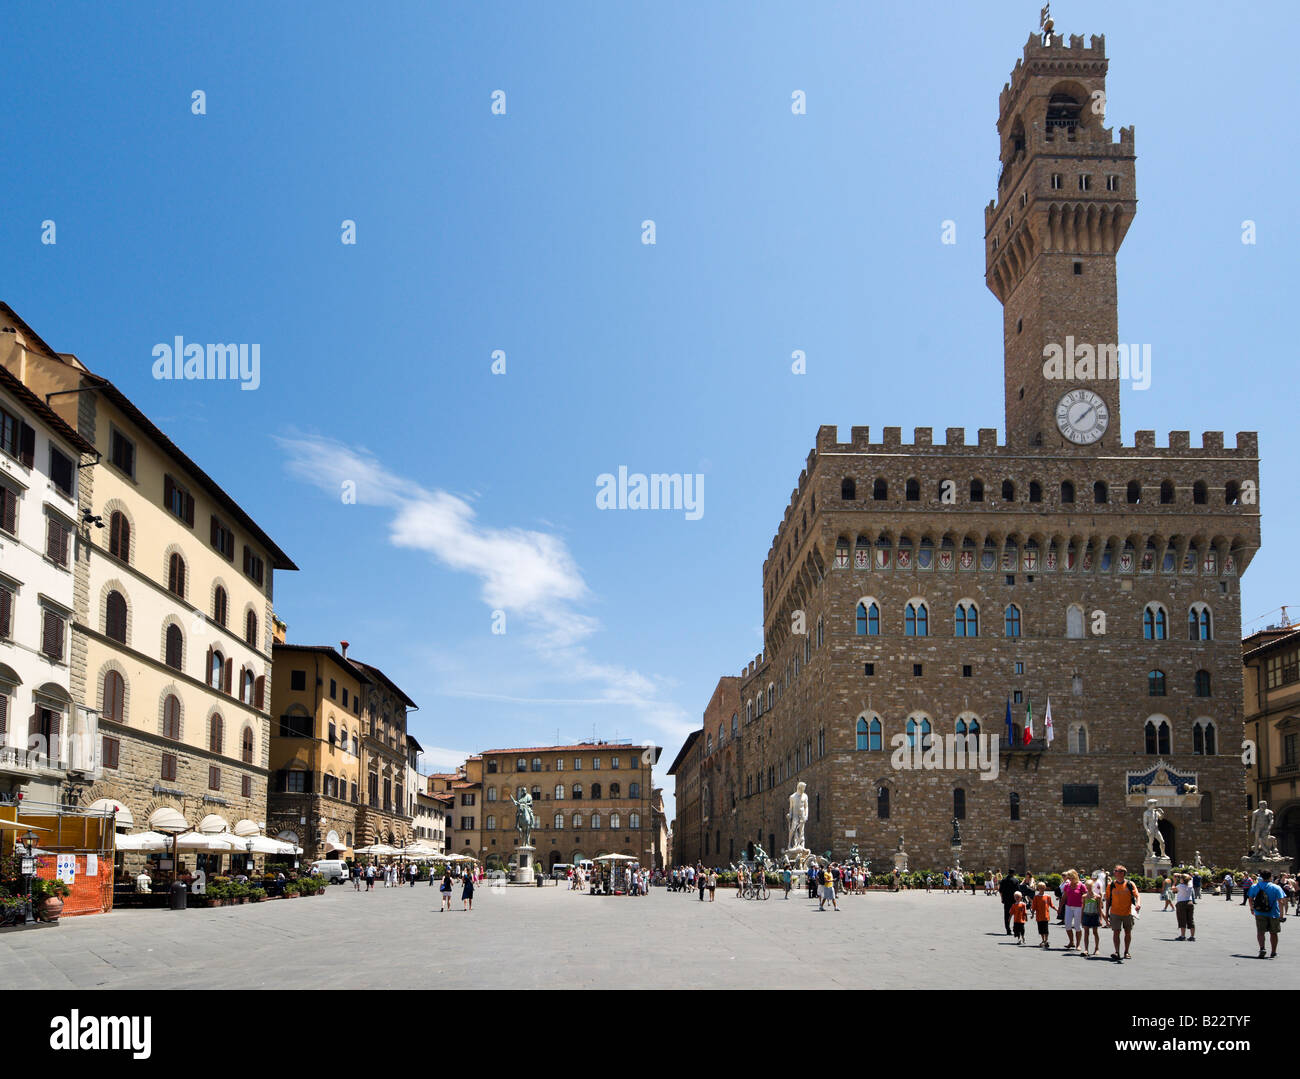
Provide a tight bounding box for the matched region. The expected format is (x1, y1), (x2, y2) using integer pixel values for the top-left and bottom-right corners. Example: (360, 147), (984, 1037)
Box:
(1169, 431), (1190, 450)
(1202, 431), (1224, 451)
(913, 427), (932, 447)
(946, 427), (966, 447)
(1135, 430), (1155, 449)
(882, 427), (901, 448)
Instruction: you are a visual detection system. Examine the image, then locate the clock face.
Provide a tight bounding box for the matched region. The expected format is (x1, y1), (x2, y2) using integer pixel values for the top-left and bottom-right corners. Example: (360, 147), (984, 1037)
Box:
(1056, 389), (1109, 445)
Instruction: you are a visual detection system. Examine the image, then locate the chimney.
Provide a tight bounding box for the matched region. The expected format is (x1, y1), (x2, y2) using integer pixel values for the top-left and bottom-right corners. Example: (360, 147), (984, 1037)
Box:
(340, 640), (349, 659)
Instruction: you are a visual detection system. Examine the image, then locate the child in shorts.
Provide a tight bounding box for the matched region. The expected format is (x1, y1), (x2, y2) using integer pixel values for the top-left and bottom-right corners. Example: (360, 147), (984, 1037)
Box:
(1011, 892), (1028, 943)
(1032, 881), (1057, 947)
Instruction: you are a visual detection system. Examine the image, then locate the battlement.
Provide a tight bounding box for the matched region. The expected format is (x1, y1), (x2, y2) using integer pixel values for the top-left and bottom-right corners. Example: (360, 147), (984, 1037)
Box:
(741, 652), (766, 681)
(999, 32), (1107, 117)
(813, 425), (1258, 457)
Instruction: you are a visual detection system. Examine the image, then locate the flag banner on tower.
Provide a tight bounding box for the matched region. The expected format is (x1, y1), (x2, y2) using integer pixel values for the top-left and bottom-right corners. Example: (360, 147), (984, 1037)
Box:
(1005, 699), (1013, 746)
(1045, 697), (1054, 747)
(1024, 699), (1034, 745)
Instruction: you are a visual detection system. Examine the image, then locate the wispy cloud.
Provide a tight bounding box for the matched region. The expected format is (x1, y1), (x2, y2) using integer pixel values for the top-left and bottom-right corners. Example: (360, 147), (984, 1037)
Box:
(276, 434), (696, 751)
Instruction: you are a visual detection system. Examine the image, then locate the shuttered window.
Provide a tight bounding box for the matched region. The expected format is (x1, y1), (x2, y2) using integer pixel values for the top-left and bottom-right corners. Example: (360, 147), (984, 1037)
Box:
(245, 610), (258, 647)
(161, 753), (177, 781)
(109, 429), (135, 478)
(253, 675), (265, 711)
(243, 546), (264, 587)
(0, 584), (12, 638)
(45, 516), (71, 567)
(41, 609), (65, 660)
(102, 735), (119, 769)
(241, 775), (251, 798)
(163, 474), (195, 526)
(208, 766), (221, 791)
(102, 670), (125, 723)
(210, 713), (224, 754)
(49, 447), (75, 498)
(0, 406), (20, 458)
(105, 590), (128, 643)
(241, 726), (254, 763)
(213, 586), (228, 627)
(210, 516), (235, 561)
(0, 484), (16, 536)
(17, 422), (34, 468)
(109, 511), (130, 561)
(164, 625), (183, 670)
(162, 695), (181, 740)
(167, 553), (186, 599)
(0, 690), (8, 740)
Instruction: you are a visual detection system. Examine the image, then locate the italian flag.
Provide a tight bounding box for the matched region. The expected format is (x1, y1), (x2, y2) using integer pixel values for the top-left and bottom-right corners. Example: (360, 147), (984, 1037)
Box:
(1024, 699), (1034, 745)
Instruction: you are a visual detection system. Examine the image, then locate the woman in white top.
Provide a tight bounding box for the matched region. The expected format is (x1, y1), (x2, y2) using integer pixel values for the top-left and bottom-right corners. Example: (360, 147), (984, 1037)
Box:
(1174, 873), (1197, 941)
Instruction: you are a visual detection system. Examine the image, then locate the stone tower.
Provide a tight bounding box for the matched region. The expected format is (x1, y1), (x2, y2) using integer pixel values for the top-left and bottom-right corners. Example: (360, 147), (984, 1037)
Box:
(985, 32), (1137, 451)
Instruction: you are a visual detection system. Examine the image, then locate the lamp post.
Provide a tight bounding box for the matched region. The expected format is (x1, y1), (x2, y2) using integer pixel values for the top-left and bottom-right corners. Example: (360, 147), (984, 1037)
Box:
(20, 829), (38, 925)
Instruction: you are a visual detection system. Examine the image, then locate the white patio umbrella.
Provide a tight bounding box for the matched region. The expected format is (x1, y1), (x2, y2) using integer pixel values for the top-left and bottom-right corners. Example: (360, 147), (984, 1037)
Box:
(173, 831), (233, 851)
(595, 853), (636, 862)
(114, 831), (171, 852)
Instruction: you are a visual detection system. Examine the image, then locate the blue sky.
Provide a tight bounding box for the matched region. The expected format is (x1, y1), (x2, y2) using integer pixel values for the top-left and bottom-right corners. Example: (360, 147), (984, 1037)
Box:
(3, 3), (1294, 817)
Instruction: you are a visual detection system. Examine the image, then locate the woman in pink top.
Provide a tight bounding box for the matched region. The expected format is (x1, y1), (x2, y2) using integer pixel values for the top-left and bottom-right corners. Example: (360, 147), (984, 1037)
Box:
(1060, 869), (1089, 951)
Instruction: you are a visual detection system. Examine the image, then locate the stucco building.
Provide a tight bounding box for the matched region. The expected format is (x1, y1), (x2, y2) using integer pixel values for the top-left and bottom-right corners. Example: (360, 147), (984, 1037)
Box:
(1243, 623), (1300, 865)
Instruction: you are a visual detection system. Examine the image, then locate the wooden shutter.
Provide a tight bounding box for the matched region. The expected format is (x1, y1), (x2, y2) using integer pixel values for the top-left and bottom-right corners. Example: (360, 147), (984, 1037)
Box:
(254, 676), (265, 711)
(205, 645), (214, 686)
(42, 610), (63, 660)
(0, 486), (15, 534)
(102, 735), (119, 769)
(184, 490), (194, 526)
(242, 726), (253, 763)
(0, 586), (11, 638)
(210, 515), (219, 547)
(0, 692), (6, 738)
(110, 512), (130, 561)
(18, 423), (34, 468)
(46, 518), (65, 563)
(164, 474), (175, 512)
(224, 657), (233, 694)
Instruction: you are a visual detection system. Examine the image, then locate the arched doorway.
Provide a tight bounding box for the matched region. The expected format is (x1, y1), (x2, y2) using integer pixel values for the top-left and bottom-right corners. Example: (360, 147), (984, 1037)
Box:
(1157, 819), (1175, 864)
(548, 851), (562, 869)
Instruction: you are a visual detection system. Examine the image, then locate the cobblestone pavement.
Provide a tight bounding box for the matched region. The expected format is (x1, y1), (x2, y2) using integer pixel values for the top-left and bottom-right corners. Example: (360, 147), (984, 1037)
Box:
(3, 883), (1295, 990)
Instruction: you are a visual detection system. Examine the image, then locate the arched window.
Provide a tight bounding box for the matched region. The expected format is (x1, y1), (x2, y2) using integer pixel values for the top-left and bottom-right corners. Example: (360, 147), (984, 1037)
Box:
(1195, 670), (1211, 697)
(768, 685), (775, 710)
(209, 649), (225, 688)
(572, 813), (583, 829)
(210, 713), (224, 754)
(1143, 604), (1167, 640)
(1060, 481), (1075, 504)
(213, 587), (228, 628)
(1193, 719), (1217, 756)
(109, 511), (131, 561)
(1189, 604), (1212, 641)
(553, 813), (564, 829)
(970, 479), (984, 502)
(904, 602), (928, 637)
(1144, 718), (1171, 755)
(1225, 481), (1241, 506)
(816, 617), (824, 648)
(554, 784), (565, 800)
(167, 553), (186, 599)
(1193, 480), (1207, 505)
(905, 716), (932, 750)
(1005, 604), (1022, 638)
(1010, 792), (1020, 821)
(102, 670), (125, 723)
(591, 783), (602, 799)
(1148, 670), (1166, 696)
(1066, 605), (1084, 639)
(241, 725), (254, 764)
(855, 716), (881, 751)
(1126, 480), (1141, 504)
(165, 625), (184, 670)
(872, 479), (888, 501)
(906, 478), (920, 501)
(486, 786), (498, 802)
(1093, 481), (1108, 504)
(731, 713), (738, 737)
(1028, 481), (1043, 503)
(610, 813), (621, 830)
(877, 785), (890, 819)
(105, 590), (128, 643)
(245, 610), (258, 648)
(955, 602), (978, 637)
(591, 813), (601, 830)
(240, 668), (254, 704)
(841, 477), (856, 501)
(630, 813), (640, 829)
(1001, 479), (1015, 501)
(1070, 724), (1088, 754)
(610, 783), (621, 798)
(162, 694), (181, 740)
(856, 601), (880, 636)
(954, 788), (966, 820)
(1158, 479), (1174, 504)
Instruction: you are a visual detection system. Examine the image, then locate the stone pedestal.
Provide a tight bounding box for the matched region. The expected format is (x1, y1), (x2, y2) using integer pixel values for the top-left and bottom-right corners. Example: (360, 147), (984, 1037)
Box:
(893, 850), (910, 874)
(513, 846), (536, 885)
(950, 844), (962, 872)
(1143, 855), (1171, 881)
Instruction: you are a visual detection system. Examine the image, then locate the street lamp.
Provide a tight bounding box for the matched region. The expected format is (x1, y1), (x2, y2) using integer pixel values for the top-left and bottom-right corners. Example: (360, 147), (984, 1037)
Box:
(20, 829), (38, 925)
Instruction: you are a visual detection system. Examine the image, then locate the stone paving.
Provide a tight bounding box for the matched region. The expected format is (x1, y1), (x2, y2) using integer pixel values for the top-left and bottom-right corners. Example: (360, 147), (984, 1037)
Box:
(3, 882), (1296, 990)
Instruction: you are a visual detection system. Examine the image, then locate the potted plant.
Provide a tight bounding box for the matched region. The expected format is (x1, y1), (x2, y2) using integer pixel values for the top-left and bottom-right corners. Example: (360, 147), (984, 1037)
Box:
(31, 877), (71, 922)
(249, 887), (267, 903)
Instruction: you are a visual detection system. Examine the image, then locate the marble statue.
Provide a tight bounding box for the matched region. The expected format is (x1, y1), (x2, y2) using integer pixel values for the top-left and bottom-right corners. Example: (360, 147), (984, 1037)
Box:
(1142, 798), (1166, 860)
(787, 782), (808, 850)
(1251, 801), (1276, 858)
(1194, 850), (1203, 869)
(951, 817), (962, 845)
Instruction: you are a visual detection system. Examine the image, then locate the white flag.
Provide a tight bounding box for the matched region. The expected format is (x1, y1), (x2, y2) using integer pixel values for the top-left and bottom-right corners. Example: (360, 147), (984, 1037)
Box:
(1044, 696), (1054, 747)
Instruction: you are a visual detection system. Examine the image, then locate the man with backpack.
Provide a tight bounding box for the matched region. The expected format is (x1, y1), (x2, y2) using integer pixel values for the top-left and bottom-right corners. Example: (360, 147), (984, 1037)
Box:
(1247, 869), (1286, 959)
(1106, 864), (1141, 961)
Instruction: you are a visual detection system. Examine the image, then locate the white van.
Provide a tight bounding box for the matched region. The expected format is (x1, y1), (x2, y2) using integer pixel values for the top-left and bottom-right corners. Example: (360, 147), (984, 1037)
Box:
(310, 859), (350, 883)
